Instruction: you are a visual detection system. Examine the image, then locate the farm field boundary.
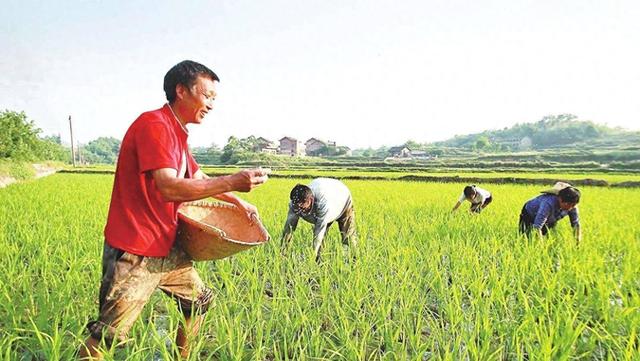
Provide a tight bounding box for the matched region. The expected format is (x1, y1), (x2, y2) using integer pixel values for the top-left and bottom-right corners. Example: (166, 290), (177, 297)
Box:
(0, 163), (59, 188)
(58, 169), (640, 188)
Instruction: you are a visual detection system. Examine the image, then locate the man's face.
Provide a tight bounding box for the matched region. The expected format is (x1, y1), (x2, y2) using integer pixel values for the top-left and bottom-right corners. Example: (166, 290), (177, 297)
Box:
(293, 197), (313, 215)
(178, 75), (217, 124)
(465, 191), (476, 201)
(559, 199), (577, 211)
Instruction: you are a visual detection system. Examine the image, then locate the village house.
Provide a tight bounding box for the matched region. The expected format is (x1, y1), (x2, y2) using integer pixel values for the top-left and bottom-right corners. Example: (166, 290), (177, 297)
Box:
(387, 146), (435, 159)
(409, 150), (431, 159)
(304, 138), (327, 156)
(254, 137), (279, 154)
(495, 136), (533, 151)
(279, 136), (306, 156)
(388, 146), (412, 158)
(519, 136), (533, 150)
(304, 138), (338, 156)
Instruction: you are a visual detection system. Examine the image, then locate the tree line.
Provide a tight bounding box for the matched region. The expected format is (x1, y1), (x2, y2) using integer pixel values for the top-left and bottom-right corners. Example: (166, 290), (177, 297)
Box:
(0, 110), (121, 164)
(3, 110), (639, 165)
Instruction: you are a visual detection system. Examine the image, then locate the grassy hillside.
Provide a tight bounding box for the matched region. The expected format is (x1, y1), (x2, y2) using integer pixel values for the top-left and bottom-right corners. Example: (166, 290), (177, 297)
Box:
(433, 114), (640, 151)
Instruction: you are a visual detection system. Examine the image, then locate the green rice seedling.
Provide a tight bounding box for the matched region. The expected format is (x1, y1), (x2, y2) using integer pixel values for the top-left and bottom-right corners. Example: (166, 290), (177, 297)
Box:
(0, 174), (639, 359)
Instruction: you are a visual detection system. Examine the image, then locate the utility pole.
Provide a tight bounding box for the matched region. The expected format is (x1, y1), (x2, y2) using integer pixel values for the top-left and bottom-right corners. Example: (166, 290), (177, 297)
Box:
(69, 115), (76, 167)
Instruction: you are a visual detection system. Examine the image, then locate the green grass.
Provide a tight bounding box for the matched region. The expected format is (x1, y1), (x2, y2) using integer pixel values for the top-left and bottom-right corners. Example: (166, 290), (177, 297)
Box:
(0, 160), (35, 180)
(0, 160), (64, 182)
(0, 174), (639, 359)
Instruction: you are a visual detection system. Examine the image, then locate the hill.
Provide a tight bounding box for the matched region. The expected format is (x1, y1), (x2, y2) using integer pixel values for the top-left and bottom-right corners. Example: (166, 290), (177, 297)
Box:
(433, 114), (640, 151)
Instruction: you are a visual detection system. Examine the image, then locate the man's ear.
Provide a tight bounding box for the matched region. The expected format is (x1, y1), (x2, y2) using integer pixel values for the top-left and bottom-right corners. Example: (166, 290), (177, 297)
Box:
(175, 83), (188, 101)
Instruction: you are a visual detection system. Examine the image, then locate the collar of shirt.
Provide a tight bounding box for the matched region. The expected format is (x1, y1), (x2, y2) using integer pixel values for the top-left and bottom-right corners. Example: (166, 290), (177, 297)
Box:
(545, 196), (570, 221)
(161, 104), (189, 143)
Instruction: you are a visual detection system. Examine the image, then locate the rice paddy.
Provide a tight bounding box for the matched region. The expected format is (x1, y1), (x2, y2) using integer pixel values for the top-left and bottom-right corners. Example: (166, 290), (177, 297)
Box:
(0, 173), (639, 360)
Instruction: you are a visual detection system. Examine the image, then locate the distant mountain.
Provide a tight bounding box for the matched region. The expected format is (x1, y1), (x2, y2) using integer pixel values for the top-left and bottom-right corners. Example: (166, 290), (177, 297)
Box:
(434, 114), (640, 151)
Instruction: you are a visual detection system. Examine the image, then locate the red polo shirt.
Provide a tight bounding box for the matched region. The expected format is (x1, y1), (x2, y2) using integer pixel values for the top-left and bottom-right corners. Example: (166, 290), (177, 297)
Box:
(104, 104), (200, 257)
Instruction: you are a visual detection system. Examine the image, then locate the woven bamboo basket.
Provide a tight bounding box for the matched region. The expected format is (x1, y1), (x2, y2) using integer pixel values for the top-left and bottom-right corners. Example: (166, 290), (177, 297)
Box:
(176, 201), (270, 261)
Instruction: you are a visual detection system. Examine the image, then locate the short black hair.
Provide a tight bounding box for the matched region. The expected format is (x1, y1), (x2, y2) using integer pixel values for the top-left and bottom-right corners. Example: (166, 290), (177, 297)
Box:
(290, 184), (313, 204)
(463, 185), (476, 198)
(163, 60), (220, 103)
(558, 187), (581, 204)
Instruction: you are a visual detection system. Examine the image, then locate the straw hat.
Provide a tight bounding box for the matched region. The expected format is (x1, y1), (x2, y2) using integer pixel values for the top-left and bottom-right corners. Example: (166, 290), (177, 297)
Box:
(176, 201), (270, 261)
(540, 181), (573, 195)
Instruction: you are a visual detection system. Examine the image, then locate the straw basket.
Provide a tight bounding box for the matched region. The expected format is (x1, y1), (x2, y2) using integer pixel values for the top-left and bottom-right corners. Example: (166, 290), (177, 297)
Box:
(176, 201), (270, 261)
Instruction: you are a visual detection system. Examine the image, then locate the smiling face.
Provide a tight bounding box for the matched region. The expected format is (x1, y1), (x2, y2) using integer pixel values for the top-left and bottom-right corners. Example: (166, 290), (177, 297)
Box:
(175, 75), (217, 124)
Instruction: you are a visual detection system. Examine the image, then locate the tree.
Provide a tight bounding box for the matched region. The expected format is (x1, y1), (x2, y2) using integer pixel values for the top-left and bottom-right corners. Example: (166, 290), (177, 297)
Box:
(37, 138), (68, 161)
(475, 136), (490, 150)
(335, 146), (350, 156)
(404, 140), (421, 150)
(0, 110), (68, 161)
(373, 146), (389, 158)
(84, 137), (121, 164)
(316, 145), (331, 156)
(206, 142), (222, 158)
(0, 110), (42, 160)
(42, 134), (62, 145)
(221, 136), (251, 163)
(193, 142), (223, 164)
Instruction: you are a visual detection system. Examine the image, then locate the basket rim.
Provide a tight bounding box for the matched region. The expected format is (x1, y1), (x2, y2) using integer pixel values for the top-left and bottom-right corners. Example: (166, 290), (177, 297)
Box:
(178, 200), (270, 245)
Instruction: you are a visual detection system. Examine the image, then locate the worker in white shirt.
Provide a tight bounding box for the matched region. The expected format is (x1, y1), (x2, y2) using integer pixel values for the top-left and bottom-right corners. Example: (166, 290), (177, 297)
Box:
(281, 178), (356, 261)
(452, 185), (493, 213)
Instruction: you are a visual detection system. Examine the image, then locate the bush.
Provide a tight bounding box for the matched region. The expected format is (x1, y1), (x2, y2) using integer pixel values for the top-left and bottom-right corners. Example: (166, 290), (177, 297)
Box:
(0, 110), (69, 162)
(609, 160), (640, 170)
(0, 159), (35, 180)
(0, 110), (42, 160)
(82, 137), (121, 164)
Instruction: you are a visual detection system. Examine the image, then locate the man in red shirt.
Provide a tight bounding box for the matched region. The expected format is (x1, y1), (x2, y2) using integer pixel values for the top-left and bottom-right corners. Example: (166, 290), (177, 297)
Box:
(79, 60), (268, 360)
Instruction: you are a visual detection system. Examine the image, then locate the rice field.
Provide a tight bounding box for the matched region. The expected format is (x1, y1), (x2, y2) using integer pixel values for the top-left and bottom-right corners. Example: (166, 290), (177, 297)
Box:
(0, 173), (639, 360)
(71, 164), (640, 184)
(201, 167), (640, 184)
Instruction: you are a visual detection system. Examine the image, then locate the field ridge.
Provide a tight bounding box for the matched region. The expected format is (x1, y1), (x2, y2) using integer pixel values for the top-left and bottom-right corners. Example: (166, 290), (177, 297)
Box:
(57, 169), (640, 188)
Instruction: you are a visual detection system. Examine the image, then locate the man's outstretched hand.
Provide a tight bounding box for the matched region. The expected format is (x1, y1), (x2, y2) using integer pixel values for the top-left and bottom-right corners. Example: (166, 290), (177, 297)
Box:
(227, 168), (271, 192)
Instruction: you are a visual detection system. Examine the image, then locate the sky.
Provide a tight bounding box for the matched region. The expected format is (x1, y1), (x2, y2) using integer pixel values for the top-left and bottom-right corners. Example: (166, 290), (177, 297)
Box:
(1, 0), (639, 149)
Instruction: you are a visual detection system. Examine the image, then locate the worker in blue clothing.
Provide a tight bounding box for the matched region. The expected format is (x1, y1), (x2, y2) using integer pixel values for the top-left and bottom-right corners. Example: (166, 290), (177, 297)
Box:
(519, 182), (582, 244)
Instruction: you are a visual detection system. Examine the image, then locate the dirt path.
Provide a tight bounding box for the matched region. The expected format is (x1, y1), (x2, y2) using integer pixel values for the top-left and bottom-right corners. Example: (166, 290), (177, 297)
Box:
(0, 176), (16, 188)
(33, 163), (57, 179)
(0, 163), (58, 189)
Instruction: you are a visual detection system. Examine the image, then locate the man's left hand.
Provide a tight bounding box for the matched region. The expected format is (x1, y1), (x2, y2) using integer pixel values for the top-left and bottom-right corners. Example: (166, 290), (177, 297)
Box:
(235, 199), (259, 222)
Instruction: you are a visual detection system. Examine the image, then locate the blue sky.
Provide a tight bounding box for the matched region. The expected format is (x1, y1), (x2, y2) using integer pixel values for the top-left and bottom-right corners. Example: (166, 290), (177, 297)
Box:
(2, 0), (639, 149)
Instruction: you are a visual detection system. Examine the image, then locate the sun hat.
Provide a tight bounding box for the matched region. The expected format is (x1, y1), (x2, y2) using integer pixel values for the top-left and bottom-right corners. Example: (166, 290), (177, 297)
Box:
(540, 181), (573, 195)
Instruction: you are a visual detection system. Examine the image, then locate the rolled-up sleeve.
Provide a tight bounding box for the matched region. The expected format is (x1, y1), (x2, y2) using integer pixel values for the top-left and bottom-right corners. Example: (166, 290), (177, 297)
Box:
(282, 206), (299, 236)
(569, 207), (580, 228)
